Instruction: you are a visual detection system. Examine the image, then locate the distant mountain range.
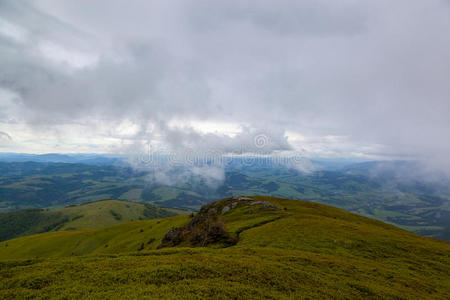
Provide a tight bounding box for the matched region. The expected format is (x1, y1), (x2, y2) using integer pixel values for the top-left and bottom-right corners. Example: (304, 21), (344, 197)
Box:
(0, 152), (368, 170)
(0, 153), (126, 166)
(0, 154), (448, 241)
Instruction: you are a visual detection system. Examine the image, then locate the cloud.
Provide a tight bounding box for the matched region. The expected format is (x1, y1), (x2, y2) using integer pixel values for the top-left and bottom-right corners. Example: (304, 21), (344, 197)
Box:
(0, 131), (13, 148)
(0, 131), (12, 141)
(0, 0), (449, 174)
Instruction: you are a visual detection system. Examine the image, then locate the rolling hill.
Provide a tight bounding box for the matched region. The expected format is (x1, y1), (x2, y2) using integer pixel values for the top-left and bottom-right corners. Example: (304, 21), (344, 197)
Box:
(0, 200), (186, 242)
(1, 161), (449, 241)
(0, 196), (448, 299)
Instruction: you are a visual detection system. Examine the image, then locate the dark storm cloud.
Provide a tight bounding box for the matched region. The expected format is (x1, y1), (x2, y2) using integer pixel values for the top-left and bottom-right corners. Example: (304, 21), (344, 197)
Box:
(0, 0), (450, 171)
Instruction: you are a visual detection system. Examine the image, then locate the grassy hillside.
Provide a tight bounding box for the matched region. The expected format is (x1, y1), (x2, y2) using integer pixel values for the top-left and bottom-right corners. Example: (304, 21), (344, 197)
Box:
(0, 196), (449, 299)
(58, 200), (185, 230)
(0, 200), (185, 242)
(1, 162), (449, 241)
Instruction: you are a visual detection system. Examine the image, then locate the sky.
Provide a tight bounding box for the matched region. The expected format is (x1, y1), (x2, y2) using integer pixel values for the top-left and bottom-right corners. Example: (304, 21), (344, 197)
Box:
(1, 0), (450, 171)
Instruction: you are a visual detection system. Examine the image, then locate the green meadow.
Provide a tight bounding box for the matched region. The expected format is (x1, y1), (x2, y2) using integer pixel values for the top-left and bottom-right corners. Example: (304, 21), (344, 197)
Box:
(0, 196), (449, 299)
(0, 200), (186, 242)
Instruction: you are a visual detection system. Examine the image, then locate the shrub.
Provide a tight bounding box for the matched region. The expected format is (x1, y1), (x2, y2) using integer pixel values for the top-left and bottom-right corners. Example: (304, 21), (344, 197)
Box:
(109, 210), (122, 221)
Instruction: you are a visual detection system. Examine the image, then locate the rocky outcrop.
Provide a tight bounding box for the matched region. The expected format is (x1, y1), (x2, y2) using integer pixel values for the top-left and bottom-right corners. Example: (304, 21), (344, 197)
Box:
(250, 201), (279, 209)
(221, 196), (280, 214)
(158, 196), (279, 248)
(159, 227), (184, 248)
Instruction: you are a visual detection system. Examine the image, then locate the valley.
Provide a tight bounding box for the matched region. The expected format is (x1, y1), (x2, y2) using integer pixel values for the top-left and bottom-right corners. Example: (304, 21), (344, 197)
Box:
(0, 160), (448, 240)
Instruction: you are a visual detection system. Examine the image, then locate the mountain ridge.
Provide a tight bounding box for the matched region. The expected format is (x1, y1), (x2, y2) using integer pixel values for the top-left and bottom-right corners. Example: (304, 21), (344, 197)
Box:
(0, 196), (448, 298)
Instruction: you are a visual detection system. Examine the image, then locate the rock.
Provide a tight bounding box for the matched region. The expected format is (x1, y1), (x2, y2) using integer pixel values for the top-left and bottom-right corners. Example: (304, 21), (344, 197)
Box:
(230, 196), (253, 201)
(221, 205), (231, 214)
(207, 207), (217, 215)
(158, 227), (185, 248)
(159, 204), (237, 248)
(250, 201), (279, 209)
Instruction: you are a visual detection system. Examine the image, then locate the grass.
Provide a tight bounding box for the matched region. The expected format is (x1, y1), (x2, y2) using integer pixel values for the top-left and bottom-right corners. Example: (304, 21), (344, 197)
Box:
(0, 196), (449, 299)
(0, 215), (189, 259)
(0, 199), (187, 241)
